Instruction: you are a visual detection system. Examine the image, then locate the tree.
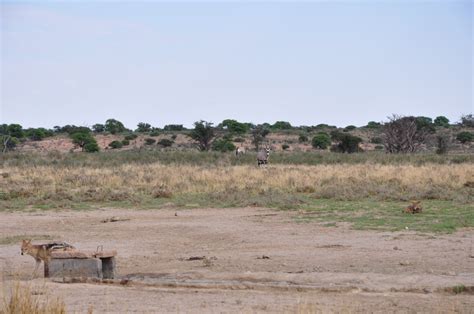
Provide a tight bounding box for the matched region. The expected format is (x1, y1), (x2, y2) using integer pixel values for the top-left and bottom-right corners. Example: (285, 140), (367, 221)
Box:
(212, 138), (236, 152)
(434, 116), (450, 128)
(163, 124), (185, 131)
(383, 115), (429, 153)
(221, 119), (249, 134)
(0, 124), (24, 153)
(435, 132), (450, 154)
(344, 125), (357, 132)
(189, 121), (215, 151)
(25, 128), (53, 141)
(415, 116), (435, 133)
(271, 121), (292, 130)
(460, 114), (474, 127)
(366, 121), (381, 129)
(312, 133), (331, 149)
(456, 131), (473, 144)
(92, 124), (105, 133)
(332, 133), (362, 153)
(298, 134), (308, 143)
(251, 125), (270, 150)
(7, 124), (24, 138)
(105, 119), (126, 134)
(70, 132), (99, 152)
(136, 122), (152, 133)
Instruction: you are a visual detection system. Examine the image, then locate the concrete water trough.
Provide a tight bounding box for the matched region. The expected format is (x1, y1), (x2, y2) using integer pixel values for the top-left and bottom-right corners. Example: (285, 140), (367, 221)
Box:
(46, 249), (117, 279)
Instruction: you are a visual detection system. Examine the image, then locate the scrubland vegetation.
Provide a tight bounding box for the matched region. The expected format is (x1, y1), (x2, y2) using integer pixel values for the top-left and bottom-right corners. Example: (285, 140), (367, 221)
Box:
(1, 114), (473, 232)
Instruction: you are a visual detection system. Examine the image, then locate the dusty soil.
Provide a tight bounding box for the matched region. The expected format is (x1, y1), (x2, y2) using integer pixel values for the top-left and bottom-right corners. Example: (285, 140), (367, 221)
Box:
(1, 207), (473, 313)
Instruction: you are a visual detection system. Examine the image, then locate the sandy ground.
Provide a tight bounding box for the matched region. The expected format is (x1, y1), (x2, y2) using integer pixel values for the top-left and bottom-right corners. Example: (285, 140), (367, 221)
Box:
(1, 207), (473, 313)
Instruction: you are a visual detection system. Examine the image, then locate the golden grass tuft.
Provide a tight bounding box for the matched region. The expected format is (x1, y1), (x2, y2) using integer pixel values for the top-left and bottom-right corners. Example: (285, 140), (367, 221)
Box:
(1, 282), (66, 314)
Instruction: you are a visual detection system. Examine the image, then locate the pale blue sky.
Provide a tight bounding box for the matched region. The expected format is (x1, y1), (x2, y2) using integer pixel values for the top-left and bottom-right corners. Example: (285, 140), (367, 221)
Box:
(1, 1), (472, 128)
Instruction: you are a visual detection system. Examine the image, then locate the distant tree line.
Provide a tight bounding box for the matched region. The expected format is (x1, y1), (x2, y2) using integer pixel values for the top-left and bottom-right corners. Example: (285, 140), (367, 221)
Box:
(1, 114), (473, 153)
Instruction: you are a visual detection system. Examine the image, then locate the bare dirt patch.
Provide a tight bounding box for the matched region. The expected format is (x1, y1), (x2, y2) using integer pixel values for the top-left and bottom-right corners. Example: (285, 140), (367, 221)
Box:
(1, 208), (473, 312)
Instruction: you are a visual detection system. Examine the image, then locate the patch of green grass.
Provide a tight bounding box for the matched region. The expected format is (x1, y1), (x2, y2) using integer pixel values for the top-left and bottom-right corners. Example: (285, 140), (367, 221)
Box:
(0, 234), (55, 245)
(296, 199), (474, 233)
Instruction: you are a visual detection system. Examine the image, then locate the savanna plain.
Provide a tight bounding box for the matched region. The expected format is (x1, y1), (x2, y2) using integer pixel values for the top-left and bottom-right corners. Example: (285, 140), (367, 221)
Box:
(1, 151), (474, 313)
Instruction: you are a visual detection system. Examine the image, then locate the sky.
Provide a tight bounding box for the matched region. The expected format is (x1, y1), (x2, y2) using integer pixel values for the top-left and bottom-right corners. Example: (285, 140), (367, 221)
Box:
(1, 0), (472, 129)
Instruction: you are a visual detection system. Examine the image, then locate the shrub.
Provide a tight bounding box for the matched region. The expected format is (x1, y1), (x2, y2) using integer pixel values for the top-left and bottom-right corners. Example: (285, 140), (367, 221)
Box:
(344, 125), (357, 132)
(370, 137), (383, 144)
(456, 131), (473, 144)
(436, 133), (450, 154)
(212, 138), (236, 152)
(145, 138), (156, 145)
(158, 138), (174, 147)
(312, 133), (331, 149)
(333, 133), (363, 153)
(108, 141), (123, 149)
(366, 121), (381, 129)
(221, 119), (249, 134)
(124, 134), (138, 141)
(374, 145), (384, 150)
(383, 115), (429, 153)
(121, 139), (130, 146)
(164, 124), (185, 131)
(171, 134), (177, 140)
(271, 121), (292, 130)
(298, 134), (308, 143)
(25, 128), (51, 141)
(282, 144), (290, 150)
(83, 141), (100, 152)
(149, 130), (160, 137)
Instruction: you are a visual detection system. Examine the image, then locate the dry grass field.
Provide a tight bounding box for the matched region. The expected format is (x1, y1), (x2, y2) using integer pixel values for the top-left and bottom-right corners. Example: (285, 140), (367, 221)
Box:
(1, 151), (473, 313)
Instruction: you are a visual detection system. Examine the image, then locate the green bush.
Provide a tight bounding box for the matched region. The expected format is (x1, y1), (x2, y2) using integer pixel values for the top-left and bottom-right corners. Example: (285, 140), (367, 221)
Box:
(374, 145), (384, 150)
(370, 137), (383, 144)
(434, 116), (450, 128)
(282, 144), (290, 150)
(109, 140), (123, 149)
(366, 121), (381, 129)
(158, 139), (174, 147)
(83, 141), (99, 152)
(298, 134), (308, 143)
(136, 122), (152, 133)
(456, 131), (473, 144)
(145, 138), (156, 145)
(124, 134), (138, 141)
(334, 134), (363, 153)
(271, 121), (292, 130)
(121, 139), (130, 146)
(164, 124), (185, 131)
(344, 125), (357, 132)
(149, 130), (160, 137)
(312, 133), (331, 149)
(92, 124), (105, 133)
(212, 138), (236, 152)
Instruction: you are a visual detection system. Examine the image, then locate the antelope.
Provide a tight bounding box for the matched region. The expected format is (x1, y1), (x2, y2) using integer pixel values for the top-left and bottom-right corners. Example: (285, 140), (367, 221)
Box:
(235, 146), (245, 157)
(257, 146), (270, 167)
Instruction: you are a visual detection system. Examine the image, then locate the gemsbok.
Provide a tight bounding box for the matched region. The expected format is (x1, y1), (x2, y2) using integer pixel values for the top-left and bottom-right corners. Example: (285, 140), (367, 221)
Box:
(257, 146), (270, 167)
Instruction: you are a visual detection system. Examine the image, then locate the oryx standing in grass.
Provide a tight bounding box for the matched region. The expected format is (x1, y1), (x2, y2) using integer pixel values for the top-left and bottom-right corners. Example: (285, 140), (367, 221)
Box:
(257, 146), (270, 167)
(235, 146), (245, 157)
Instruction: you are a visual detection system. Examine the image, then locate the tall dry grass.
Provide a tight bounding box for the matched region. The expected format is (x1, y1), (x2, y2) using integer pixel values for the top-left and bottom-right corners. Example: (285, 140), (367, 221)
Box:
(0, 163), (473, 205)
(1, 282), (66, 314)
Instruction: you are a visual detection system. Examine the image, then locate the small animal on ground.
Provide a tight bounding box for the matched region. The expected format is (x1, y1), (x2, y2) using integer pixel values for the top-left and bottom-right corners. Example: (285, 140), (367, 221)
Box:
(21, 239), (75, 278)
(257, 146), (270, 167)
(404, 201), (423, 214)
(235, 146), (245, 157)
